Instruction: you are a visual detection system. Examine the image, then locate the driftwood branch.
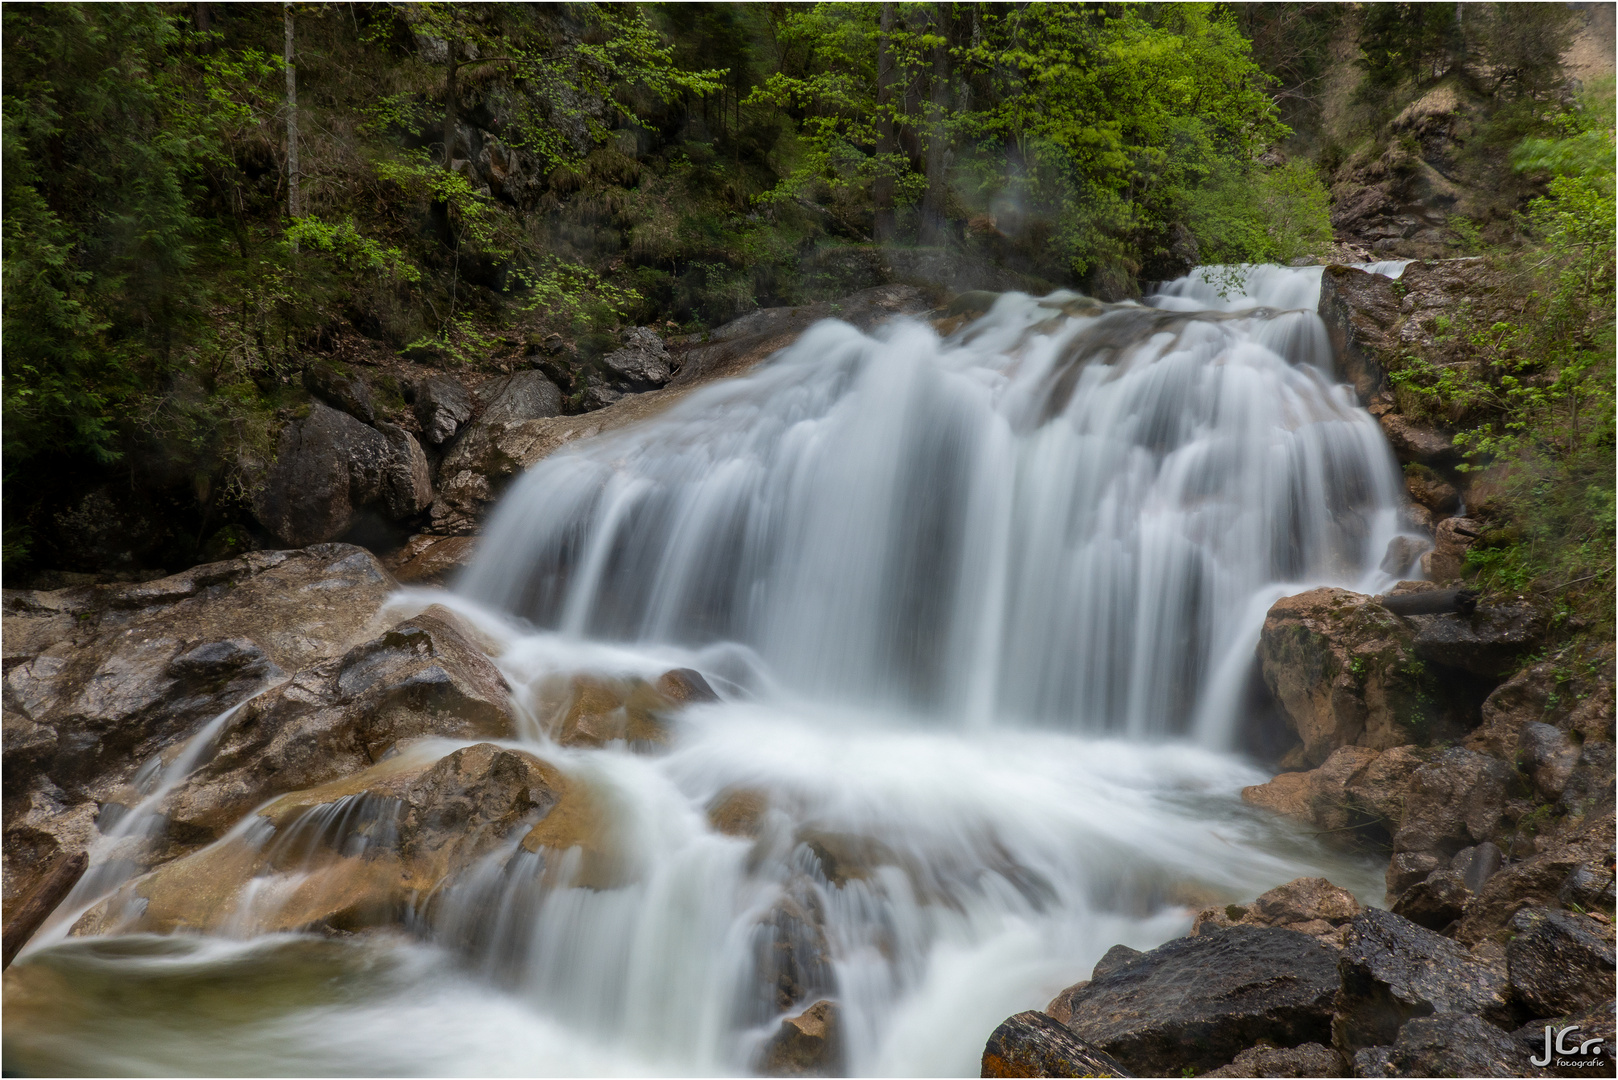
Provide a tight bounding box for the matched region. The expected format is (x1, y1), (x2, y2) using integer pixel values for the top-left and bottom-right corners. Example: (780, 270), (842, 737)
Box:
(2, 851), (89, 969)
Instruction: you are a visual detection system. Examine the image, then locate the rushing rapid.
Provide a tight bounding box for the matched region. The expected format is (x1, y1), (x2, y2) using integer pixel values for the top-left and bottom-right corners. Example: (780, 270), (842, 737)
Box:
(6, 264), (1415, 1077)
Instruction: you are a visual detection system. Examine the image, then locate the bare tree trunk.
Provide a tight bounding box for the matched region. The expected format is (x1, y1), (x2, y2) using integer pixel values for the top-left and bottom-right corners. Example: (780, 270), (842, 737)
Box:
(918, 3), (950, 246)
(284, 3), (299, 249)
(873, 2), (898, 244)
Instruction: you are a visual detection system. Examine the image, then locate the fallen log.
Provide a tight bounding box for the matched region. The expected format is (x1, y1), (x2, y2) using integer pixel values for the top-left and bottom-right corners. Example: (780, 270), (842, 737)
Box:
(2, 851), (88, 969)
(1375, 588), (1478, 617)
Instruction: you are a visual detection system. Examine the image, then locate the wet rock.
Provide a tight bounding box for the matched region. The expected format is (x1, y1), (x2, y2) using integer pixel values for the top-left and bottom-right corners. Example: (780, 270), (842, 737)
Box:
(1419, 515), (1479, 582)
(656, 667), (719, 705)
(1317, 266), (1400, 404)
(981, 1011), (1134, 1078)
(1455, 813), (1616, 946)
(601, 327), (674, 385)
(1389, 869), (1471, 931)
(1402, 465), (1459, 515)
(75, 743), (558, 936)
(1410, 605), (1546, 679)
(413, 376), (473, 446)
(1390, 747), (1512, 868)
(708, 788), (768, 838)
(160, 607), (517, 846)
(252, 403), (431, 546)
(1518, 723), (1581, 802)
(384, 533), (478, 586)
(531, 672), (678, 749)
(1333, 907), (1514, 1053)
(1378, 414), (1460, 468)
(1511, 1000), (1617, 1078)
(1059, 925), (1340, 1076)
(1506, 907), (1616, 1018)
(1453, 842), (1506, 893)
(474, 370), (565, 427)
(1242, 746), (1428, 848)
(1200, 1042), (1344, 1078)
(759, 999), (843, 1078)
(1194, 878), (1364, 948)
(1465, 650), (1616, 760)
(1, 546), (395, 901)
(1257, 589), (1439, 766)
(1353, 1013), (1546, 1078)
(303, 361), (376, 425)
(755, 877), (835, 1015)
(1378, 536), (1428, 577)
(1091, 943), (1144, 979)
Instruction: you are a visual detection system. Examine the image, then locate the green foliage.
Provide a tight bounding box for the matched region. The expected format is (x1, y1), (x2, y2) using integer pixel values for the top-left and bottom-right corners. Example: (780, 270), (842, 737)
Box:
(1386, 86), (1615, 634)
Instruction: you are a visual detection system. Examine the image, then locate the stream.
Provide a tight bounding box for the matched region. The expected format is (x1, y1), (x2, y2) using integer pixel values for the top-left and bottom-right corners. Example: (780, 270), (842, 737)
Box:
(6, 263), (1413, 1077)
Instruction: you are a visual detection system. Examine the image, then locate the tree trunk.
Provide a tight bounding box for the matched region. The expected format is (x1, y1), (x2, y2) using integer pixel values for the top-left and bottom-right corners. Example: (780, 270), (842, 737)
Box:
(443, 54), (460, 171)
(2, 852), (88, 970)
(873, 2), (898, 244)
(284, 3), (299, 247)
(918, 3), (951, 246)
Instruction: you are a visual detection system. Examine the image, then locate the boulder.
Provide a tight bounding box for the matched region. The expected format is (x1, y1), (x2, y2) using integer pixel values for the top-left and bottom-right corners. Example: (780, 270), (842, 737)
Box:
(1333, 907), (1515, 1053)
(980, 1011), (1133, 1078)
(1410, 605), (1545, 678)
(584, 327), (675, 408)
(73, 743), (558, 937)
(1389, 868), (1471, 931)
(1200, 1042), (1344, 1078)
(1465, 649), (1615, 760)
(1389, 747), (1512, 875)
(754, 877), (836, 1016)
(1505, 907), (1616, 1018)
(529, 672), (682, 749)
(1518, 723), (1581, 802)
(384, 533), (479, 586)
(1, 546), (395, 902)
(158, 607), (517, 848)
(1402, 465), (1459, 515)
(1241, 745), (1428, 849)
(1511, 1000), (1616, 1078)
(1257, 589), (1439, 766)
(302, 361), (377, 425)
(759, 999), (842, 1078)
(474, 370), (565, 427)
(1379, 414), (1460, 468)
(412, 376), (473, 446)
(1420, 515), (1480, 582)
(1353, 1013), (1547, 1078)
(1317, 266), (1400, 404)
(1058, 925), (1341, 1076)
(252, 403), (432, 546)
(1193, 878), (1363, 948)
(1378, 536), (1428, 577)
(1455, 813), (1616, 946)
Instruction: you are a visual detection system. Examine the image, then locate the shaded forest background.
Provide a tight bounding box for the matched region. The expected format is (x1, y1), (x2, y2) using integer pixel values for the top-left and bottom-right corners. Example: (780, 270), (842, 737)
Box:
(2, 2), (1613, 641)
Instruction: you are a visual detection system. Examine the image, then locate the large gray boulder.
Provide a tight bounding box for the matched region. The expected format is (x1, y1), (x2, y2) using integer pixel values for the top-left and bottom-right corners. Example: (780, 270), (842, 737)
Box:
(1506, 907), (1616, 1018)
(1056, 925), (1341, 1076)
(1333, 907), (1515, 1053)
(252, 403), (432, 546)
(1353, 1014), (1547, 1078)
(413, 376), (474, 446)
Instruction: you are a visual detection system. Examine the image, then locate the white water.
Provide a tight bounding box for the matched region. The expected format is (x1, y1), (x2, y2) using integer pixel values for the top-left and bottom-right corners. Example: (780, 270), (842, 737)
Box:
(6, 264), (1415, 1077)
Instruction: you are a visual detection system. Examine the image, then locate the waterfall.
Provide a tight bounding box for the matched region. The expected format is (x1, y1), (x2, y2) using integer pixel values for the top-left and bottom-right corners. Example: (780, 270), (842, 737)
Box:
(462, 263), (1417, 740)
(5, 265), (1415, 1078)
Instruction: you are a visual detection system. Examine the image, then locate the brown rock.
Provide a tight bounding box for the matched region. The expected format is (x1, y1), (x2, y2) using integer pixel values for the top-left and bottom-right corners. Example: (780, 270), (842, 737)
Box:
(159, 607), (517, 848)
(73, 743), (558, 937)
(1, 546), (396, 902)
(759, 999), (843, 1078)
(1257, 589), (1438, 766)
(531, 672), (679, 748)
(708, 788), (768, 838)
(1402, 465), (1459, 514)
(385, 533), (479, 586)
(1192, 878), (1362, 949)
(981, 1010), (1134, 1078)
(1379, 414), (1460, 467)
(1455, 814), (1616, 946)
(1200, 1042), (1345, 1078)
(1390, 747), (1512, 868)
(1420, 515), (1481, 582)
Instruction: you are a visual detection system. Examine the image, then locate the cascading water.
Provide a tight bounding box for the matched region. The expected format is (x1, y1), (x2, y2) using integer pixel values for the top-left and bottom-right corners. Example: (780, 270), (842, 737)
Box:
(5, 264), (1421, 1078)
